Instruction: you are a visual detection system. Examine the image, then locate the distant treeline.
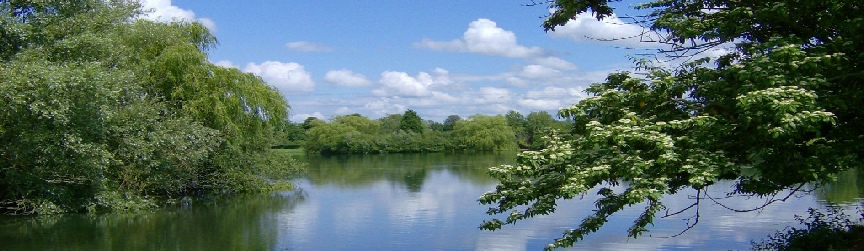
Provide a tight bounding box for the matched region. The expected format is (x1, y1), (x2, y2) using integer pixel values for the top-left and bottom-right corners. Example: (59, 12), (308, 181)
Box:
(273, 110), (571, 154)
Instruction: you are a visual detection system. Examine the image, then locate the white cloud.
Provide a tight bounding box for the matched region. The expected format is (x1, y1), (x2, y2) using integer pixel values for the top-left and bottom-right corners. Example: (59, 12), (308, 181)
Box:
(474, 87), (512, 104)
(139, 0), (217, 32)
(244, 61), (315, 93)
(334, 107), (351, 115)
(376, 71), (432, 97)
(374, 69), (453, 97)
(415, 18), (546, 58)
(525, 86), (585, 99)
(500, 77), (527, 87)
(364, 97), (408, 118)
(324, 69), (371, 87)
(286, 41), (333, 52)
(531, 56), (577, 70)
(518, 98), (561, 111)
(517, 86), (587, 111)
(550, 13), (659, 48)
(518, 65), (562, 79)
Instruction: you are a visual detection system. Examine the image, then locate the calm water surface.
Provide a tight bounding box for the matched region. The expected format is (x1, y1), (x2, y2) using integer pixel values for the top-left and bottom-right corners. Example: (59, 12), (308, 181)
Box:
(1, 152), (862, 250)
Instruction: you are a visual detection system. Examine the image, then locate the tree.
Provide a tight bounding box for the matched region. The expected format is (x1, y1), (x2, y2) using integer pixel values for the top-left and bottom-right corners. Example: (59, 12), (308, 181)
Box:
(480, 0), (863, 249)
(525, 111), (557, 149)
(333, 114), (381, 135)
(302, 116), (319, 130)
(453, 115), (518, 151)
(304, 120), (355, 154)
(443, 115), (462, 131)
(377, 114), (403, 134)
(426, 120), (444, 132)
(273, 121), (305, 149)
(400, 109), (424, 134)
(504, 110), (528, 147)
(0, 0), (299, 214)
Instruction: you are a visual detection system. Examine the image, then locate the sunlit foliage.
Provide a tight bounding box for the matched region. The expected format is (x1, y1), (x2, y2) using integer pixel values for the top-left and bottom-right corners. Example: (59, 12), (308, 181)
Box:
(0, 0), (302, 214)
(480, 0), (863, 249)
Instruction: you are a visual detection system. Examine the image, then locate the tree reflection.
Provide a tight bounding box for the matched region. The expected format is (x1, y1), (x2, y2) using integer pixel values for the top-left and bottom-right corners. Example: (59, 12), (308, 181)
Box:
(303, 152), (515, 190)
(818, 167), (864, 205)
(0, 191), (304, 250)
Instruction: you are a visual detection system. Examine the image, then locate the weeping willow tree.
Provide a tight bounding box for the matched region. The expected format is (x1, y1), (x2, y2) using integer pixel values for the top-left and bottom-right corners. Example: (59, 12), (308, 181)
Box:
(0, 0), (301, 214)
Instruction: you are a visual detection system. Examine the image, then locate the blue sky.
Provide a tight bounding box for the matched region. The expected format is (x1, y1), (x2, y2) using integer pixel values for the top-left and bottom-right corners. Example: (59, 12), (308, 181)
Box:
(140, 0), (678, 122)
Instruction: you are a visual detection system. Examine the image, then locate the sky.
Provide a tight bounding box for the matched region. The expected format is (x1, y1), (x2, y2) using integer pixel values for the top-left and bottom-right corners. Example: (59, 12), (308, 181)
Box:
(138, 0), (681, 122)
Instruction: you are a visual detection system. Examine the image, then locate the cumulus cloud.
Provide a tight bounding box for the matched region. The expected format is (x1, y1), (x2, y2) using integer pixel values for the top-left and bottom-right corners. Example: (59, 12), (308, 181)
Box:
(415, 18), (546, 58)
(473, 87), (512, 104)
(139, 0), (217, 32)
(518, 65), (562, 79)
(505, 76), (532, 86)
(324, 69), (371, 87)
(550, 12), (660, 48)
(376, 71), (432, 97)
(364, 97), (408, 118)
(373, 69), (453, 97)
(517, 99), (562, 110)
(517, 87), (587, 111)
(244, 61), (315, 93)
(286, 41), (333, 52)
(525, 86), (586, 99)
(531, 56), (577, 70)
(334, 107), (351, 115)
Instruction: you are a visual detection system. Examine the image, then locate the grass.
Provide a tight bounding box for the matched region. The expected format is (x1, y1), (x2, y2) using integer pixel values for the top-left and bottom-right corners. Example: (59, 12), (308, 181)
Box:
(271, 148), (306, 155)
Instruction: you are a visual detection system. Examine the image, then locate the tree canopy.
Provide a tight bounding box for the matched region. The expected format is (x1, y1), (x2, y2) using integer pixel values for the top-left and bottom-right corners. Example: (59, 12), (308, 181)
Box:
(453, 115), (518, 151)
(0, 0), (301, 214)
(400, 109), (424, 134)
(302, 112), (526, 154)
(480, 0), (863, 249)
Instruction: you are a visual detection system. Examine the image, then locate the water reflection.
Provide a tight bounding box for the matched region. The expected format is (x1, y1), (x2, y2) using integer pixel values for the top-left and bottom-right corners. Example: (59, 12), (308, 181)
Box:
(1, 153), (861, 251)
(288, 153), (862, 250)
(300, 152), (508, 189)
(818, 167), (864, 205)
(0, 192), (304, 251)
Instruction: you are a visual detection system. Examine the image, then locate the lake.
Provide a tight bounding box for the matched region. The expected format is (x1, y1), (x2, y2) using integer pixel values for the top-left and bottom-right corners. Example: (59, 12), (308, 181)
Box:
(1, 152), (862, 250)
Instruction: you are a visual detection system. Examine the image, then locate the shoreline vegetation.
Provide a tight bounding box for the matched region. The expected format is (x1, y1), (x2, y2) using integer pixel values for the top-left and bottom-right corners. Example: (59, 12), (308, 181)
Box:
(0, 1), (304, 215)
(3, 0), (863, 250)
(476, 0), (863, 250)
(0, 1), (564, 215)
(283, 110), (570, 155)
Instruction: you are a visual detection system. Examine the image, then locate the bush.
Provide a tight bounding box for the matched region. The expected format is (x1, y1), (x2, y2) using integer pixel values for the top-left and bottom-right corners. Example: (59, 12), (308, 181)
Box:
(753, 207), (864, 251)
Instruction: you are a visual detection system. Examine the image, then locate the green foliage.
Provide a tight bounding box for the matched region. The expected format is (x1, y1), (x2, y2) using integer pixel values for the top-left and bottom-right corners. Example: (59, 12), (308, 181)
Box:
(304, 116), (451, 154)
(302, 116), (319, 130)
(481, 0), (863, 249)
(303, 112), (524, 154)
(525, 111), (566, 150)
(504, 110), (568, 149)
(443, 115), (461, 131)
(304, 120), (356, 154)
(400, 109), (424, 134)
(333, 114), (381, 135)
(453, 115), (518, 151)
(426, 120), (445, 132)
(505, 110), (528, 147)
(753, 208), (864, 251)
(0, 0), (303, 214)
(272, 121), (306, 149)
(378, 114), (403, 133)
